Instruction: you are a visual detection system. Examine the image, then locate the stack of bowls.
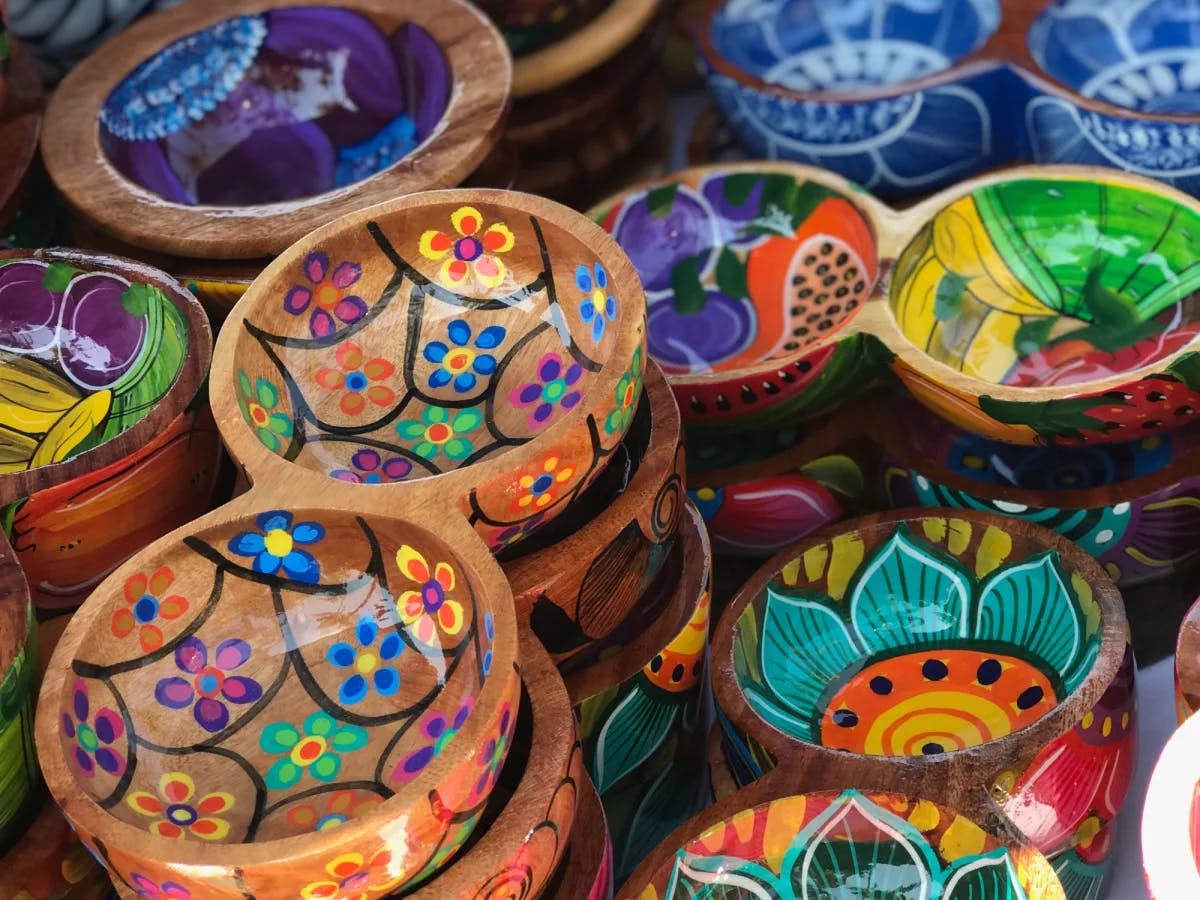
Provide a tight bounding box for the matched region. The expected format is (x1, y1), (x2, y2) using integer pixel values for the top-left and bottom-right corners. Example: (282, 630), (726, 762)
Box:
(38, 0), (515, 326)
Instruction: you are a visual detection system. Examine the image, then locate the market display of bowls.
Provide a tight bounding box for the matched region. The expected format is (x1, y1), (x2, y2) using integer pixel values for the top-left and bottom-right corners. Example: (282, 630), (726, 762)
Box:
(881, 389), (1200, 587)
(1143, 702), (1200, 898)
(712, 510), (1133, 899)
(697, 0), (1200, 199)
(594, 161), (1200, 447)
(618, 783), (1069, 899)
(40, 0), (513, 260)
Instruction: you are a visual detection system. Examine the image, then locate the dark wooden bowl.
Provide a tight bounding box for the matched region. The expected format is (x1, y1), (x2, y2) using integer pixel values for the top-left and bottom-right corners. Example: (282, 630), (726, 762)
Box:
(41, 0), (513, 259)
(500, 359), (683, 663)
(211, 188), (647, 552)
(543, 771), (613, 900)
(0, 36), (41, 237)
(712, 509), (1134, 890)
(617, 781), (1068, 899)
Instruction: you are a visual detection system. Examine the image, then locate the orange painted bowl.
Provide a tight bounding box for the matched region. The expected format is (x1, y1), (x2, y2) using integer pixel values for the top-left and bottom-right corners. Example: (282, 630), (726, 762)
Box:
(499, 359), (684, 662)
(409, 632), (581, 899)
(40, 0), (512, 260)
(593, 162), (1200, 447)
(34, 491), (521, 898)
(211, 188), (647, 553)
(1143, 704), (1200, 897)
(543, 771), (613, 900)
(617, 786), (1068, 900)
(711, 510), (1133, 897)
(0, 250), (215, 614)
(1176, 594), (1200, 723)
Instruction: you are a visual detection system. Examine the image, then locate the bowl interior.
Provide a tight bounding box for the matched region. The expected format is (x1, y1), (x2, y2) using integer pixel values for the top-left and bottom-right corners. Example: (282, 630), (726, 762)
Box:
(231, 197), (624, 481)
(597, 169), (877, 376)
(1030, 0), (1200, 114)
(889, 177), (1200, 388)
(0, 257), (189, 474)
(709, 0), (999, 91)
(99, 7), (452, 206)
(649, 789), (1045, 897)
(54, 505), (498, 844)
(733, 519), (1103, 758)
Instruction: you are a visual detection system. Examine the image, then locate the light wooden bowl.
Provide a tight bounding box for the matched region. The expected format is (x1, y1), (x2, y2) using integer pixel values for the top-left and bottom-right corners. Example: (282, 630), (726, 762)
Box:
(500, 359), (683, 663)
(211, 188), (646, 552)
(712, 509), (1134, 898)
(41, 0), (513, 259)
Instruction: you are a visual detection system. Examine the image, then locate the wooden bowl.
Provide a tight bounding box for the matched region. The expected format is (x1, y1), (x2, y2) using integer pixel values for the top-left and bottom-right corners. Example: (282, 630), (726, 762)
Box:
(408, 632), (581, 899)
(712, 510), (1134, 899)
(705, 725), (737, 804)
(211, 188), (647, 552)
(0, 34), (41, 236)
(0, 800), (113, 900)
(618, 783), (1068, 899)
(0, 533), (37, 856)
(1143, 705), (1200, 898)
(35, 483), (521, 897)
(499, 359), (684, 663)
(544, 771), (613, 900)
(593, 162), (1200, 446)
(1177, 595), (1200, 723)
(41, 0), (512, 259)
(570, 500), (714, 882)
(479, 0), (608, 58)
(882, 389), (1200, 587)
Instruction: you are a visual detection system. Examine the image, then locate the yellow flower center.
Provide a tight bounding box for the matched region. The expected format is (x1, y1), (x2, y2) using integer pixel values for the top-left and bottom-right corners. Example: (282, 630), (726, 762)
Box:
(592, 288), (605, 309)
(264, 529), (294, 558)
(356, 653), (378, 675)
(315, 283), (342, 310)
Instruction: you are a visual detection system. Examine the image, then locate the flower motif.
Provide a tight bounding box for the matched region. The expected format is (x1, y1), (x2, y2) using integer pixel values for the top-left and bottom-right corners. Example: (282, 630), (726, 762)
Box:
(154, 637), (263, 733)
(513, 455), (575, 513)
(577, 263), (617, 343)
(314, 342), (396, 415)
(391, 700), (474, 784)
(423, 320), (506, 393)
(605, 346), (643, 436)
(395, 406), (480, 461)
(395, 545), (465, 644)
(110, 566), (188, 652)
(283, 252), (368, 338)
(260, 712), (369, 790)
(228, 510), (325, 583)
(511, 353), (584, 428)
(738, 526), (1100, 756)
(471, 703), (512, 800)
(285, 790), (383, 833)
(419, 207), (515, 290)
(481, 611), (495, 678)
(331, 449), (412, 484)
(127, 772), (234, 840)
(61, 680), (126, 778)
(328, 615), (405, 705)
(487, 515), (545, 552)
(299, 849), (407, 900)
(236, 371), (293, 453)
(127, 874), (191, 900)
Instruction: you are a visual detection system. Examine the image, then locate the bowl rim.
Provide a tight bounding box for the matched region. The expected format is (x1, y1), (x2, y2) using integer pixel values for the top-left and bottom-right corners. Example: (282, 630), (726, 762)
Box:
(542, 769), (611, 900)
(709, 509), (1127, 793)
(591, 161), (1200, 412)
(617, 781), (1068, 900)
(1176, 595), (1200, 722)
(34, 497), (521, 874)
(501, 359), (683, 641)
(40, 0), (513, 260)
(0, 248), (212, 506)
(209, 186), (647, 510)
(693, 0), (1200, 128)
(1142, 699), (1200, 898)
(407, 631), (580, 898)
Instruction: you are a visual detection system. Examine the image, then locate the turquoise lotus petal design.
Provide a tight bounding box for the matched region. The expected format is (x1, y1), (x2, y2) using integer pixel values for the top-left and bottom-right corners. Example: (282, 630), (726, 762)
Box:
(850, 527), (973, 653)
(975, 552), (1088, 694)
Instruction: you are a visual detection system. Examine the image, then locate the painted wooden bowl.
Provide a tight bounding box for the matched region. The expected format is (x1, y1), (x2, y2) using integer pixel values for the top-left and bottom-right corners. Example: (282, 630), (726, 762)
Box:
(0, 30), (41, 237)
(479, 0), (608, 57)
(882, 390), (1200, 587)
(705, 725), (737, 805)
(499, 359), (683, 663)
(1143, 703), (1200, 898)
(712, 510), (1134, 900)
(0, 250), (216, 614)
(594, 162), (1200, 446)
(408, 632), (581, 900)
(618, 784), (1068, 899)
(41, 0), (512, 260)
(544, 772), (614, 900)
(211, 188), (647, 552)
(1177, 595), (1200, 723)
(569, 501), (714, 882)
(35, 480), (521, 898)
(0, 535), (37, 857)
